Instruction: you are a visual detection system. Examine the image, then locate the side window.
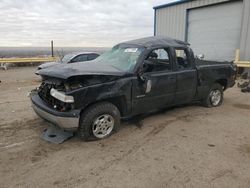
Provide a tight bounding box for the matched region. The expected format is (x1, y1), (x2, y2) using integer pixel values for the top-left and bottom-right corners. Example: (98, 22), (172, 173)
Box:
(71, 55), (88, 63)
(144, 48), (171, 72)
(88, 54), (99, 60)
(175, 49), (191, 69)
(154, 49), (169, 60)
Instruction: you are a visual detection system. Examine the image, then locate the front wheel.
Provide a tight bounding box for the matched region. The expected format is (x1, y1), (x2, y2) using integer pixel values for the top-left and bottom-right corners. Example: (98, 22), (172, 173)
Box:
(78, 102), (121, 141)
(203, 83), (223, 107)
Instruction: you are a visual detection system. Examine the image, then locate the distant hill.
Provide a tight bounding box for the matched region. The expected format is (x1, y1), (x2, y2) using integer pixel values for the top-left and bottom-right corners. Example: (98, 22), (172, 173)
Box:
(0, 47), (110, 58)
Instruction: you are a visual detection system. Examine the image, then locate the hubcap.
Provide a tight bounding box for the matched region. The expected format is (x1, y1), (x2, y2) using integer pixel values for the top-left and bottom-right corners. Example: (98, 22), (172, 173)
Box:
(210, 90), (222, 106)
(92, 114), (114, 138)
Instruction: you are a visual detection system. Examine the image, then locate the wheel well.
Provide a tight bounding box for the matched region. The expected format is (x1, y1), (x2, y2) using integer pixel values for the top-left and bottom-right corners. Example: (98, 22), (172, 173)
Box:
(215, 79), (227, 90)
(81, 96), (127, 116)
(105, 96), (127, 116)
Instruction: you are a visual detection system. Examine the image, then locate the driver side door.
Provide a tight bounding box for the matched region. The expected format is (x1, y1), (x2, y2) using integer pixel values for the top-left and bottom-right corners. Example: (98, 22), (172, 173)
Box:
(132, 48), (176, 115)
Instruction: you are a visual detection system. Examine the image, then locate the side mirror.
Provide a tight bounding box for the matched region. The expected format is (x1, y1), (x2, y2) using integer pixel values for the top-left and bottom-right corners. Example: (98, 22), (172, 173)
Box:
(197, 54), (205, 60)
(137, 64), (152, 93)
(138, 60), (153, 81)
(137, 65), (147, 82)
(138, 73), (146, 82)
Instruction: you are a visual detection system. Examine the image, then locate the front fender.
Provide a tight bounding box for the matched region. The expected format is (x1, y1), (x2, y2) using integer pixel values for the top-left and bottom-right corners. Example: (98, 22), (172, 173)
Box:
(69, 78), (133, 114)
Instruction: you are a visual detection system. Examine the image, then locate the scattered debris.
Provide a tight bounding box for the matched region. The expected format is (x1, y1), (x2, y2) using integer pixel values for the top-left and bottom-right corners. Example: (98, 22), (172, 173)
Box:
(1, 142), (25, 149)
(241, 87), (250, 93)
(126, 115), (146, 129)
(237, 81), (249, 88)
(0, 63), (8, 70)
(26, 92), (31, 97)
(208, 144), (215, 147)
(241, 72), (248, 80)
(135, 120), (144, 129)
(41, 125), (74, 144)
(237, 72), (250, 93)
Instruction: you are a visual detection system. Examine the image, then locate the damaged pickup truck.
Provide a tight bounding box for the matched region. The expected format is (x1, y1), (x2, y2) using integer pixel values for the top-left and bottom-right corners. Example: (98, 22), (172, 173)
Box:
(31, 36), (236, 140)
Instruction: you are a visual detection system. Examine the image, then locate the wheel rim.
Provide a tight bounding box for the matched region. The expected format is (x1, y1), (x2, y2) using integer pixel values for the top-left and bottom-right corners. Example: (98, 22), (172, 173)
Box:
(92, 114), (114, 138)
(210, 89), (222, 106)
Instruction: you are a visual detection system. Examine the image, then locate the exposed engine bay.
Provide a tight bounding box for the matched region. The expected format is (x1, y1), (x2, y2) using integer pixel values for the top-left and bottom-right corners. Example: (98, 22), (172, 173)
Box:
(38, 75), (120, 112)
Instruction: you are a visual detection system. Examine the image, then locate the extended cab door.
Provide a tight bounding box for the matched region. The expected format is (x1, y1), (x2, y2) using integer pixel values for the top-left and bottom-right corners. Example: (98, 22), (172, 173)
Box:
(132, 47), (176, 114)
(174, 48), (197, 104)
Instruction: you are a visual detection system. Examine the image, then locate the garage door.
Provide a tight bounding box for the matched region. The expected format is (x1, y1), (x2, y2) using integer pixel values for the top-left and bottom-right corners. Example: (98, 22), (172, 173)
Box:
(187, 1), (243, 61)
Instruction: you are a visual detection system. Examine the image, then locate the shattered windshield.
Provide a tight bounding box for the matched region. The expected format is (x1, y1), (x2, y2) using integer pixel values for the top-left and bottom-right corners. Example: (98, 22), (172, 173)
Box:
(61, 54), (75, 63)
(94, 45), (144, 71)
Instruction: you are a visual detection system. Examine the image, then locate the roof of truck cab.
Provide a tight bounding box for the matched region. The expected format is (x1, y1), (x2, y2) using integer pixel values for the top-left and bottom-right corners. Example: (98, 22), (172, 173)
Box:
(119, 36), (190, 48)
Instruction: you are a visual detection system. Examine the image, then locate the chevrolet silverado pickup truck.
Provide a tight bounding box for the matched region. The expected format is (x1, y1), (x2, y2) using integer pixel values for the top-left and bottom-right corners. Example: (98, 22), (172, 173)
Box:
(31, 36), (236, 140)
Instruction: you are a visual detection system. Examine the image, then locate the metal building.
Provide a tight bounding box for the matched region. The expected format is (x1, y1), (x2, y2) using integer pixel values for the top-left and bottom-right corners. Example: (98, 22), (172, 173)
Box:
(154, 0), (250, 63)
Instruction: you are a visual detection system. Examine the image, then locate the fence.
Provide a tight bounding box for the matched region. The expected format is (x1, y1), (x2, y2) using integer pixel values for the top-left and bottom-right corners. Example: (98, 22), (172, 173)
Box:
(234, 49), (250, 68)
(0, 56), (59, 70)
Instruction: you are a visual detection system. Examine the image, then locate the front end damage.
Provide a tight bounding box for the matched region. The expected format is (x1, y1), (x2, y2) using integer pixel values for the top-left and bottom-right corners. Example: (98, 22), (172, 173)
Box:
(31, 74), (81, 129)
(31, 89), (80, 130)
(31, 71), (123, 130)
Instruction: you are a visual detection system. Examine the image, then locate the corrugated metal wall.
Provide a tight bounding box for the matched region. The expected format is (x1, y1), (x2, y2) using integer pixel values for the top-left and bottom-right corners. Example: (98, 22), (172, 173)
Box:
(187, 1), (242, 61)
(155, 0), (232, 41)
(155, 0), (250, 61)
(239, 0), (250, 61)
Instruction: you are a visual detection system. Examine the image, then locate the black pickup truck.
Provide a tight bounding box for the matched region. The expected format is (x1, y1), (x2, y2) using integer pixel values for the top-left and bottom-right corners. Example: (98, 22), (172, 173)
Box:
(31, 36), (236, 140)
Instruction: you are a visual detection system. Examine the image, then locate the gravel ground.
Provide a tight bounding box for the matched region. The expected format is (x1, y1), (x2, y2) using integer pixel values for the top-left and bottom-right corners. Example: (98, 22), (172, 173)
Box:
(0, 67), (250, 188)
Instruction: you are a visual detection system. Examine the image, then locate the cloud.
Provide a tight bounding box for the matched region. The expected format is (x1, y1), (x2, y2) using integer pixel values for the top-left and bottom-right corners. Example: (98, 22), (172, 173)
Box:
(0, 0), (177, 47)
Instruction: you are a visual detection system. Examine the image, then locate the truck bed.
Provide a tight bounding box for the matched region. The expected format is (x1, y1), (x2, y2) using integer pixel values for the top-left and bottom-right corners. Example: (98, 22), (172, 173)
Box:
(195, 59), (233, 66)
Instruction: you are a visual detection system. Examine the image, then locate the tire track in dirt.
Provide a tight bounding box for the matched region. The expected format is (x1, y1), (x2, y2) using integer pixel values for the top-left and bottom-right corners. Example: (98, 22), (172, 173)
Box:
(0, 100), (29, 105)
(0, 118), (43, 150)
(1, 106), (209, 187)
(233, 104), (250, 110)
(0, 118), (40, 131)
(56, 111), (208, 187)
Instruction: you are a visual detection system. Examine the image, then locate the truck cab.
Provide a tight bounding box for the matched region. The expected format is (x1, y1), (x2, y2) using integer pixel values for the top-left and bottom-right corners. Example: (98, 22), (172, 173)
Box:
(132, 44), (198, 114)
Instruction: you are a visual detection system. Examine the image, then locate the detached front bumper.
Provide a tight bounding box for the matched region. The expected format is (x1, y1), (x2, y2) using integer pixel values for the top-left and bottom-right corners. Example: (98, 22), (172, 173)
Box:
(31, 92), (80, 130)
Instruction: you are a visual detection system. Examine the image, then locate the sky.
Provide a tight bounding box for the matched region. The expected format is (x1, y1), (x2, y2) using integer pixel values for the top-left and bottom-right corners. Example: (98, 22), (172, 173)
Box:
(0, 0), (178, 47)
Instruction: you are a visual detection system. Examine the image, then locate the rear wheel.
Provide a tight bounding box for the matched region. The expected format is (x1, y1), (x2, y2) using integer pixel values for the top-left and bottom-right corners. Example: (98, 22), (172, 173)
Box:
(203, 83), (223, 107)
(78, 102), (120, 141)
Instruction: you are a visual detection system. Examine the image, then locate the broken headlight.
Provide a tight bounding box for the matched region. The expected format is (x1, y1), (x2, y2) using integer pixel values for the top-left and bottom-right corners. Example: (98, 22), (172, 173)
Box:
(64, 82), (83, 92)
(50, 88), (74, 103)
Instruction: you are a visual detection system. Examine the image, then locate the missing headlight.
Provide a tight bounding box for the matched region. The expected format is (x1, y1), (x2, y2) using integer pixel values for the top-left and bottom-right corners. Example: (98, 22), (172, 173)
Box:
(64, 82), (83, 92)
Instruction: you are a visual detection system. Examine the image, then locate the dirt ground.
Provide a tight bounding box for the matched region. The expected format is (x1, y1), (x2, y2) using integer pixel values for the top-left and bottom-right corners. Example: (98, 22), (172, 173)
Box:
(0, 67), (250, 188)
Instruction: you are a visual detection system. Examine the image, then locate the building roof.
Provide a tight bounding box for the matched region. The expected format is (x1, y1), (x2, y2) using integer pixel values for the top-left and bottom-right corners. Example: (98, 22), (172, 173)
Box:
(120, 36), (189, 48)
(153, 0), (193, 10)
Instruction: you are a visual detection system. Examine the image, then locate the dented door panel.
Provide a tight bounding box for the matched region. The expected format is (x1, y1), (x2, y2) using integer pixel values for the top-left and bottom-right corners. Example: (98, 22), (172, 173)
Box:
(132, 71), (176, 114)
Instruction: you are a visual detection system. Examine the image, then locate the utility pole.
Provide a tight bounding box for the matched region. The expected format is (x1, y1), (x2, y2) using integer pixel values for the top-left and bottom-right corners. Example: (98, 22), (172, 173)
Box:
(51, 40), (54, 57)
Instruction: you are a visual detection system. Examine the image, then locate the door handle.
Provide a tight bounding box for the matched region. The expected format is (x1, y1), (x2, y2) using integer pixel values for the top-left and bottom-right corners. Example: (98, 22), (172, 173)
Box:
(169, 77), (175, 80)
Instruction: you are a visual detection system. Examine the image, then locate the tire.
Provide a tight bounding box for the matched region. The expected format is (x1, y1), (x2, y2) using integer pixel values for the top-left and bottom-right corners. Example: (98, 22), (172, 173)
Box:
(203, 83), (223, 108)
(78, 102), (121, 141)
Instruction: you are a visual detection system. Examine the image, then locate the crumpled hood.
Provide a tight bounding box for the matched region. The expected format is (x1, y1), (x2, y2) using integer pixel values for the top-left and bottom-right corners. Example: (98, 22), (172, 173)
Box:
(37, 61), (125, 79)
(39, 61), (59, 69)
